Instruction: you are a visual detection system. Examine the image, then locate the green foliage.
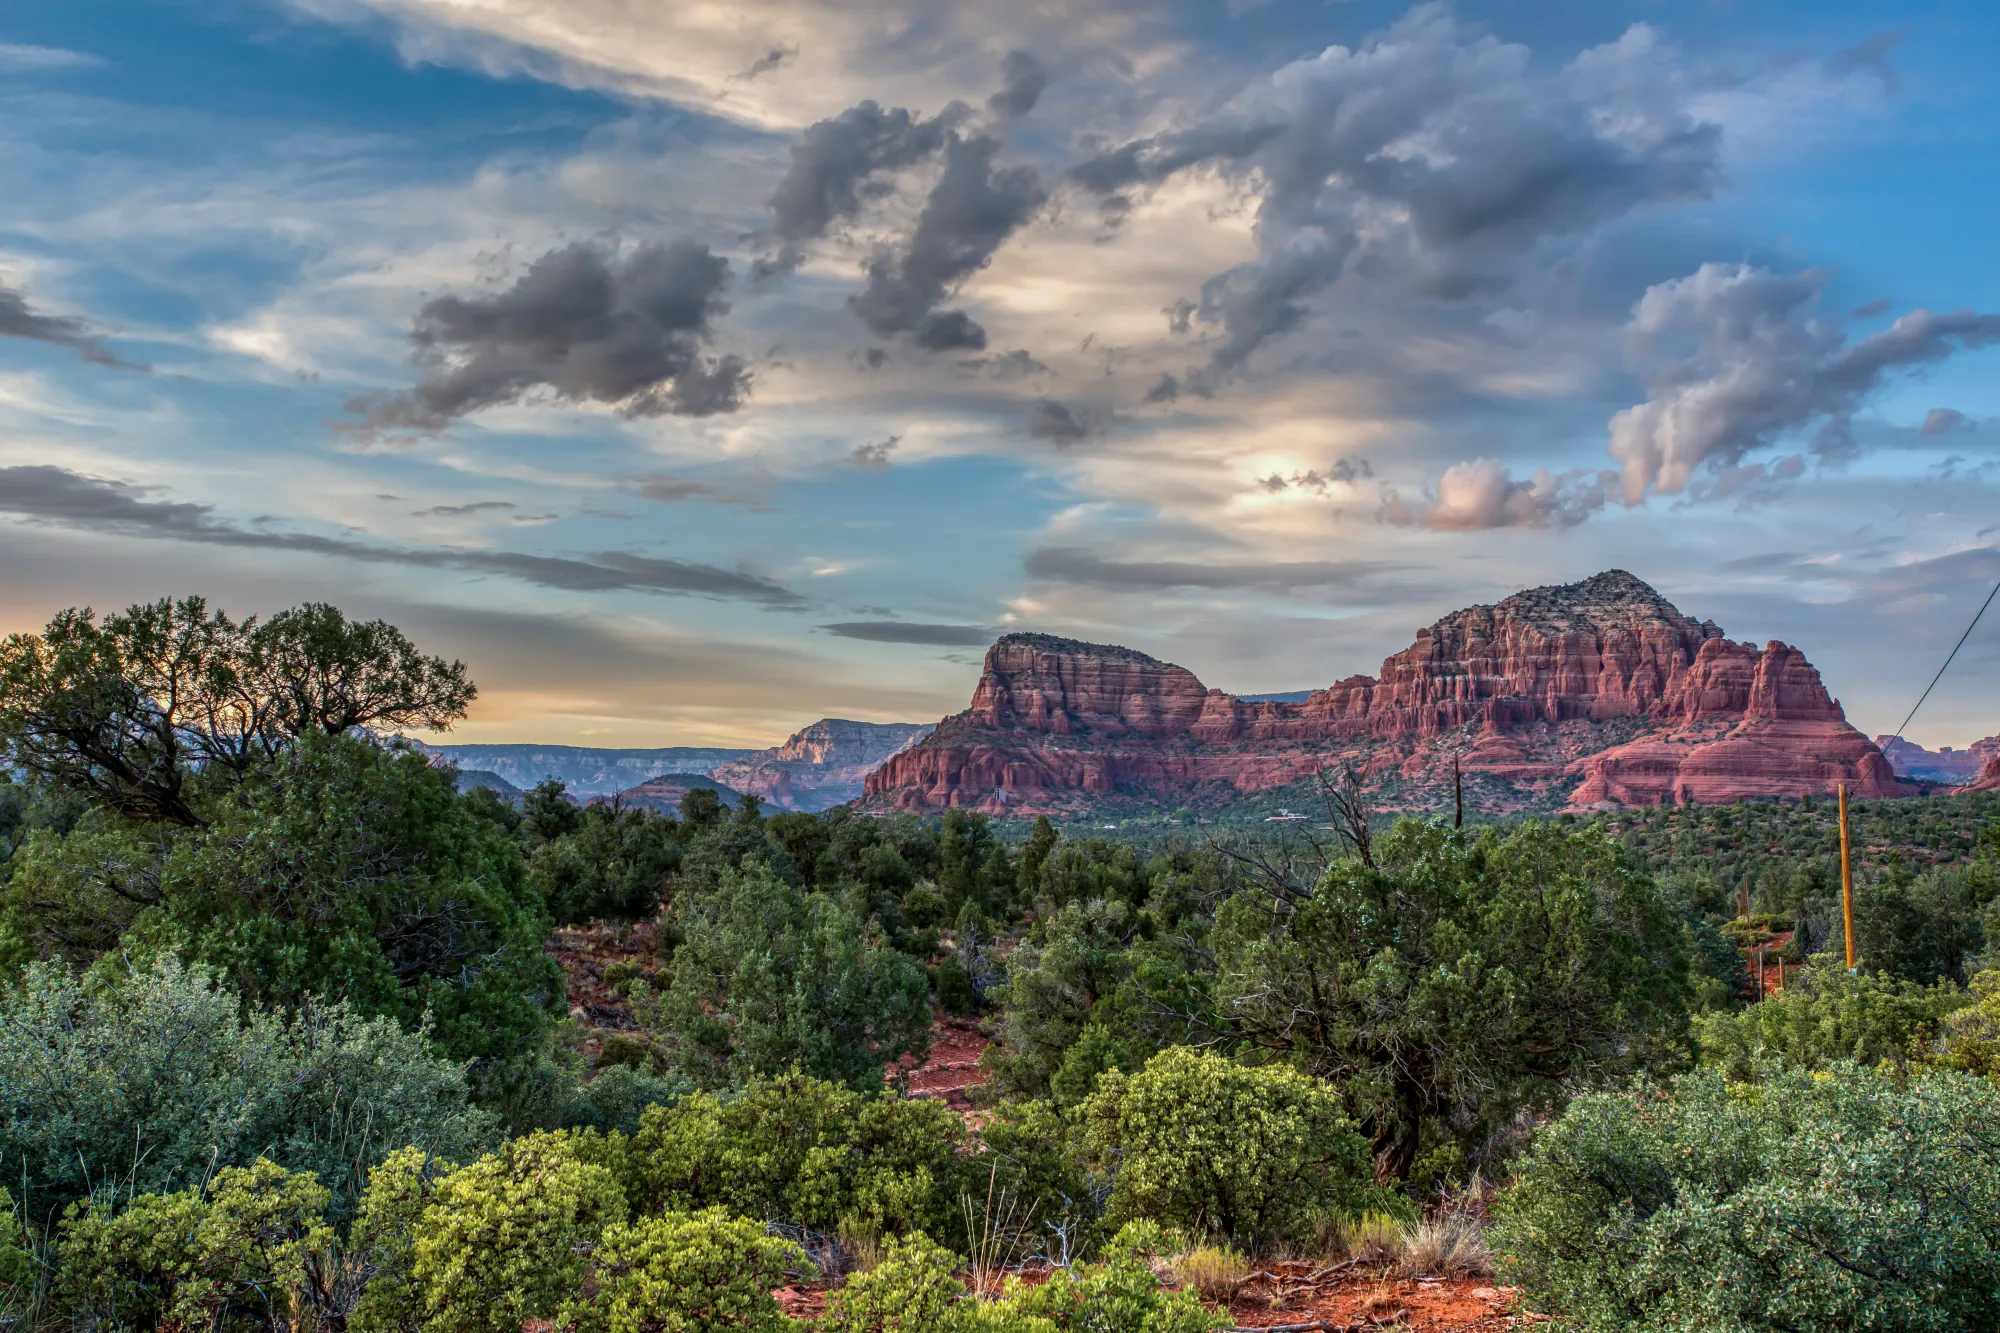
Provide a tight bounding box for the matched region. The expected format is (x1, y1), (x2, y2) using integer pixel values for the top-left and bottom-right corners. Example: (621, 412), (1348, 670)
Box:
(570, 1208), (809, 1333)
(1694, 954), (1967, 1078)
(1212, 819), (1692, 1178)
(819, 1231), (968, 1333)
(987, 899), (1142, 1099)
(633, 1073), (968, 1244)
(413, 1130), (630, 1333)
(0, 1186), (31, 1327)
(0, 955), (493, 1223)
(1927, 968), (2000, 1077)
(530, 802), (681, 923)
(351, 1147), (457, 1333)
(650, 863), (931, 1089)
(1081, 1048), (1380, 1253)
(975, 1098), (1110, 1262)
(1493, 1065), (2000, 1332)
(55, 1158), (332, 1333)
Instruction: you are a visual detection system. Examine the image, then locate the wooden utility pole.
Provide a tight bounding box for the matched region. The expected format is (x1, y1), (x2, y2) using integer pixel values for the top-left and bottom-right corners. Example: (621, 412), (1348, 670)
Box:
(1453, 755), (1463, 830)
(1777, 954), (1785, 991)
(1839, 782), (1857, 970)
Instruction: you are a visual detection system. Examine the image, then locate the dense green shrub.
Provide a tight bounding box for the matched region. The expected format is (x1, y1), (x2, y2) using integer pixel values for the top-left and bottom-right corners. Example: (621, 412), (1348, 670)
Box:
(820, 1231), (967, 1332)
(1082, 1048), (1382, 1253)
(649, 864), (931, 1090)
(0, 956), (493, 1222)
(529, 803), (680, 923)
(569, 1208), (809, 1333)
(0, 1187), (32, 1327)
(412, 1130), (629, 1333)
(1493, 1065), (2000, 1332)
(1930, 969), (2000, 1076)
(1211, 819), (1692, 1178)
(633, 1073), (968, 1243)
(55, 1159), (332, 1333)
(350, 1147), (457, 1333)
(975, 1098), (1109, 1262)
(1694, 955), (1967, 1078)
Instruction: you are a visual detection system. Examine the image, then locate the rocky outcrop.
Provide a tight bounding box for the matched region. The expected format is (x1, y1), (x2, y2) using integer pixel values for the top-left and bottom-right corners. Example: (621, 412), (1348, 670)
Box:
(1878, 734), (2000, 785)
(709, 719), (934, 812)
(1964, 753), (2000, 794)
(863, 571), (1903, 814)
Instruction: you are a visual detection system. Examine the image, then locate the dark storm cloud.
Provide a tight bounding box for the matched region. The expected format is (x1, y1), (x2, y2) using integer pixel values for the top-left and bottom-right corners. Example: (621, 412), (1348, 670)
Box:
(1026, 398), (1088, 445)
(1608, 264), (2000, 501)
(760, 101), (960, 274)
(0, 282), (142, 369)
(0, 466), (804, 607)
(987, 51), (1049, 120)
(1069, 10), (1723, 377)
(737, 45), (797, 80)
(1024, 546), (1387, 591)
(848, 133), (1046, 351)
(350, 239), (747, 433)
(820, 620), (994, 645)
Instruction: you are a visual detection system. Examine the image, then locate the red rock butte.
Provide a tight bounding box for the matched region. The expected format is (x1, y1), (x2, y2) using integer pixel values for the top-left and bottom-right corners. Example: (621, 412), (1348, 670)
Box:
(862, 570), (1904, 815)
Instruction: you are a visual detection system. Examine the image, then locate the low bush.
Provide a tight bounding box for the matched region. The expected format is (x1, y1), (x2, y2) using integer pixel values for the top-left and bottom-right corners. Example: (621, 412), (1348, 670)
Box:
(819, 1231), (968, 1332)
(1082, 1048), (1385, 1253)
(978, 1222), (1224, 1333)
(633, 1073), (969, 1246)
(1493, 1064), (2000, 1332)
(569, 1208), (809, 1333)
(1394, 1215), (1489, 1279)
(412, 1130), (629, 1333)
(0, 955), (494, 1223)
(1929, 968), (2000, 1076)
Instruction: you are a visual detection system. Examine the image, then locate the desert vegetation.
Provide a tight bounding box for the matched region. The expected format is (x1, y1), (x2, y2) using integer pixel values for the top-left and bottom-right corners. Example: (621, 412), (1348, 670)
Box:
(5, 597), (2000, 1331)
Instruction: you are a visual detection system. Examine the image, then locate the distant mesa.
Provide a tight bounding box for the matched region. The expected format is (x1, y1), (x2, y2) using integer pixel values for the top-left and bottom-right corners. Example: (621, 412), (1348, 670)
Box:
(606, 773), (744, 814)
(862, 570), (1904, 815)
(449, 768), (523, 803)
(1965, 753), (2000, 795)
(1876, 733), (2000, 786)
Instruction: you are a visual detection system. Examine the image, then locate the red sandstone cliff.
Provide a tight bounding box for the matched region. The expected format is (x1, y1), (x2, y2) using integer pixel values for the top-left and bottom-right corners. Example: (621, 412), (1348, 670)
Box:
(708, 718), (933, 811)
(862, 571), (1902, 814)
(1965, 754), (2000, 794)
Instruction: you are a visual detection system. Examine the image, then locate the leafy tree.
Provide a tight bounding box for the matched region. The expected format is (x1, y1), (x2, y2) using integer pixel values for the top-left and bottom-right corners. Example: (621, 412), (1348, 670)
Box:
(987, 900), (1140, 1098)
(568, 1208), (809, 1333)
(1212, 819), (1692, 1179)
(520, 777), (584, 842)
(1493, 1065), (2000, 1332)
(530, 802), (681, 923)
(648, 863), (930, 1089)
(1081, 1048), (1382, 1253)
(0, 956), (494, 1224)
(351, 1147), (459, 1333)
(0, 598), (470, 826)
(412, 1131), (629, 1333)
(1695, 954), (1967, 1078)
(1931, 969), (2000, 1077)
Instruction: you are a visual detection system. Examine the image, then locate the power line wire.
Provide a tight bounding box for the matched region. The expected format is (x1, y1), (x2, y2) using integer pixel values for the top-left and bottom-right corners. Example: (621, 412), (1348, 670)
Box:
(1890, 575), (2000, 742)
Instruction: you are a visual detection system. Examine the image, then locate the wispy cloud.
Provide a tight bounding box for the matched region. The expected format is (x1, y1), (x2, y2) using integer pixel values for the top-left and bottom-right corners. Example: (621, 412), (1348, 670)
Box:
(821, 620), (994, 646)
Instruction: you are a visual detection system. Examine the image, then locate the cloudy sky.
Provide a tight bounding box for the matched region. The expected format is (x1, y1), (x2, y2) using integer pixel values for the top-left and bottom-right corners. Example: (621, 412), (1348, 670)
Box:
(2, 0), (1997, 748)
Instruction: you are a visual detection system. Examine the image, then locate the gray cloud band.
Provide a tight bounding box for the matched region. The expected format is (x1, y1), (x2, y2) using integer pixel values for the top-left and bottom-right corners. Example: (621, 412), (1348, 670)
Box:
(0, 282), (145, 371)
(0, 466), (804, 607)
(1024, 546), (1389, 591)
(820, 620), (993, 645)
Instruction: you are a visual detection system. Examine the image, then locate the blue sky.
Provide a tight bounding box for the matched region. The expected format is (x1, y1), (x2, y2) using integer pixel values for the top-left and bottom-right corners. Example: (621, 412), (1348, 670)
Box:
(2, 0), (1997, 748)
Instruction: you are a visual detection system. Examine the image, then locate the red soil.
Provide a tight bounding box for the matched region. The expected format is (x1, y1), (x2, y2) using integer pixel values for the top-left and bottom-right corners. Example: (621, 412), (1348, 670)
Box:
(898, 1016), (991, 1112)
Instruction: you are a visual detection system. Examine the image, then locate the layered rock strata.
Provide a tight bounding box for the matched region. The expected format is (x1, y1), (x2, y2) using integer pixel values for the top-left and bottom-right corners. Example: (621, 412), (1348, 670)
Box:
(863, 571), (1902, 813)
(708, 719), (934, 812)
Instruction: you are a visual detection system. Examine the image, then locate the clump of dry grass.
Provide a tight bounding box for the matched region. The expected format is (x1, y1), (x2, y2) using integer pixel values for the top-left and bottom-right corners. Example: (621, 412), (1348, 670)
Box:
(1334, 1211), (1407, 1264)
(1174, 1245), (1250, 1301)
(1394, 1213), (1491, 1279)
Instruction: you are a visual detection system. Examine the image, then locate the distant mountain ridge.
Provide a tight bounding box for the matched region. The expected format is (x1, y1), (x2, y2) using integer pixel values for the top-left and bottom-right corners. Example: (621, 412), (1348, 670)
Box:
(864, 570), (1902, 814)
(1876, 734), (2000, 785)
(410, 742), (757, 797)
